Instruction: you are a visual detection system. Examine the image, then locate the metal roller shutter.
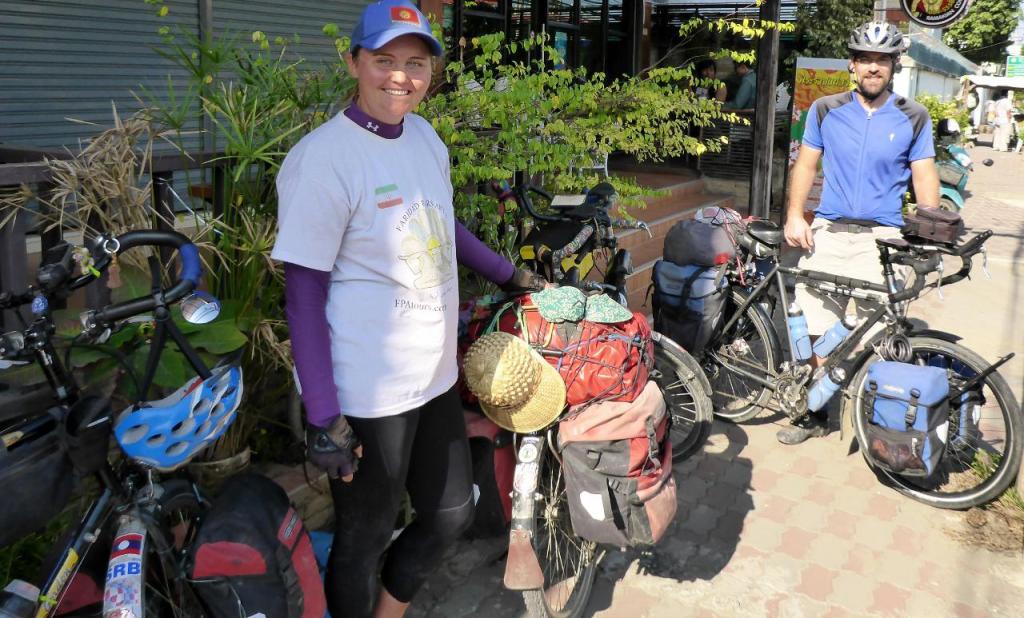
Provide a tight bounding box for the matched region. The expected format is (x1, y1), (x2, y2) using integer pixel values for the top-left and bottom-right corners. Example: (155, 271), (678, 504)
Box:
(0, 0), (201, 150)
(214, 0), (372, 69)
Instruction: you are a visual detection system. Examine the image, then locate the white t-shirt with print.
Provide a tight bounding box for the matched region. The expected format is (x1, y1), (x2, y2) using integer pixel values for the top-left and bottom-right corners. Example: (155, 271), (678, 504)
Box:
(271, 112), (458, 418)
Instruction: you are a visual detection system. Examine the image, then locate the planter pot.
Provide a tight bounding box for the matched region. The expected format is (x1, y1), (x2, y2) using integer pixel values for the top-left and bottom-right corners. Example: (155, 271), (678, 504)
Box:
(188, 446), (252, 495)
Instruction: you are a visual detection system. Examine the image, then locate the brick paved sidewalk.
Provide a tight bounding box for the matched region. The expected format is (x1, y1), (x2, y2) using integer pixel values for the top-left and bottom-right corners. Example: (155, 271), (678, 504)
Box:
(407, 417), (1023, 618)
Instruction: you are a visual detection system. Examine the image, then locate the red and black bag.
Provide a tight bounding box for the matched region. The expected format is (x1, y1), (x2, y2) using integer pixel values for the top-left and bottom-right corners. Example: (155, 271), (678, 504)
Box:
(187, 473), (326, 618)
(459, 296), (653, 407)
(901, 207), (964, 245)
(558, 381), (677, 547)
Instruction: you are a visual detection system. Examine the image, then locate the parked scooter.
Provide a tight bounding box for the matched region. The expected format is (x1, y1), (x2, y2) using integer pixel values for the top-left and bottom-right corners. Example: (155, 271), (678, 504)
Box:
(935, 119), (993, 211)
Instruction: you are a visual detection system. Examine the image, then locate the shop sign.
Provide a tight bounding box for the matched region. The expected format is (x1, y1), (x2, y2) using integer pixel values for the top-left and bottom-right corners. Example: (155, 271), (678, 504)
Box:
(901, 0), (973, 29)
(1007, 56), (1024, 78)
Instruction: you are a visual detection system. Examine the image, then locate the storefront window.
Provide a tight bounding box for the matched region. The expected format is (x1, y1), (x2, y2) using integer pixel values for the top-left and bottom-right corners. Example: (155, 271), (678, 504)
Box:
(443, 0), (634, 75)
(580, 0), (604, 74)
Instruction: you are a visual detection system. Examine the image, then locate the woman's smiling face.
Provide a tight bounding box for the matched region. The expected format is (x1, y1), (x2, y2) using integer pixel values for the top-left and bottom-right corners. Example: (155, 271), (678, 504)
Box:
(346, 35), (433, 125)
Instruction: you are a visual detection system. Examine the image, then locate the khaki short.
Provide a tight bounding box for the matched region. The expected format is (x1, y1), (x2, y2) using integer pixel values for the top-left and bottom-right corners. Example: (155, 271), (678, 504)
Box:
(793, 217), (906, 336)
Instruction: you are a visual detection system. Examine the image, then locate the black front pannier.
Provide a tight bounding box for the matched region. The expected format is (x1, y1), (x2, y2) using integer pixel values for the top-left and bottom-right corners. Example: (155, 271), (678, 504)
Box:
(0, 398), (110, 548)
(187, 473), (327, 618)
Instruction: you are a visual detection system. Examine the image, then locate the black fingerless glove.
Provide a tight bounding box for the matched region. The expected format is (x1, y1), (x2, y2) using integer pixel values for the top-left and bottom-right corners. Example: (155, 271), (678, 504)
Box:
(499, 267), (548, 294)
(306, 416), (361, 479)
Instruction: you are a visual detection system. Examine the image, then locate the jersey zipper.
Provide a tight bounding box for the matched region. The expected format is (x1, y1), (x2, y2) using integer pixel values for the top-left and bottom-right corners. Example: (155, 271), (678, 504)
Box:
(853, 106), (873, 218)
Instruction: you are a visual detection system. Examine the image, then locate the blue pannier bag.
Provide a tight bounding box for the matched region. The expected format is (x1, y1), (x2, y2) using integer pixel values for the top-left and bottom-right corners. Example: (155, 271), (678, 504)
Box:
(651, 260), (727, 355)
(863, 361), (950, 477)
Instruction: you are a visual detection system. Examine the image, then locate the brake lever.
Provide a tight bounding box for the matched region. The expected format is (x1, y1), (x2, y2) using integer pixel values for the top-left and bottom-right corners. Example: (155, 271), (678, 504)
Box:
(638, 221), (653, 239)
(935, 259), (945, 300)
(980, 246), (991, 279)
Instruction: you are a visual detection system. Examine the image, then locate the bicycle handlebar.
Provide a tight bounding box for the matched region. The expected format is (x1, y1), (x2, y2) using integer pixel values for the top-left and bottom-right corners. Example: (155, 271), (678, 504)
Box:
(87, 230), (201, 326)
(887, 230), (992, 303)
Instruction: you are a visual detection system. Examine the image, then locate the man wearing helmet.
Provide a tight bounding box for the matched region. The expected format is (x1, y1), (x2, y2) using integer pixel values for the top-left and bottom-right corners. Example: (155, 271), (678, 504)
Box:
(780, 21), (940, 445)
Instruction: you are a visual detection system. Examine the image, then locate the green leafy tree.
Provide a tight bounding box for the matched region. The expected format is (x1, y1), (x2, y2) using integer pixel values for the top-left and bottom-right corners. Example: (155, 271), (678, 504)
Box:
(789, 0), (873, 63)
(944, 0), (1022, 64)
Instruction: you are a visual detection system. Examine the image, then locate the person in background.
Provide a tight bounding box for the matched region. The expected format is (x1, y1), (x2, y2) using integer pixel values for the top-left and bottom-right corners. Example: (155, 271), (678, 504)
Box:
(694, 59), (727, 102)
(724, 60), (756, 110)
(271, 1), (544, 616)
(992, 90), (1013, 151)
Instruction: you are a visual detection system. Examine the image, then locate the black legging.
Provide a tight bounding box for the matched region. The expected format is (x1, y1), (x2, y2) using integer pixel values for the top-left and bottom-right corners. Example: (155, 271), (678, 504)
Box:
(325, 385), (475, 617)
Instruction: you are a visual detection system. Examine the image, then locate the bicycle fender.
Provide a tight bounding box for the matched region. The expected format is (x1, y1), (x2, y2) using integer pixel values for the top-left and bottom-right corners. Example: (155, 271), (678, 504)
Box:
(504, 529), (544, 590)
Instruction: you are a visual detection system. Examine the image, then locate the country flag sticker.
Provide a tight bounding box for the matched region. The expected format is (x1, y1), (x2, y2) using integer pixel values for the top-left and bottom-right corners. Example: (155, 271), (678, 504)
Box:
(110, 533), (144, 559)
(376, 184), (403, 209)
(390, 6), (421, 25)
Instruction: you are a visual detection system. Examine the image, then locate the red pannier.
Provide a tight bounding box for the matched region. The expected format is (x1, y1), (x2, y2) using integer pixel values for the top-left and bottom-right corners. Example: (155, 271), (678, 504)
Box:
(458, 296), (653, 408)
(186, 473), (326, 618)
(558, 380), (677, 547)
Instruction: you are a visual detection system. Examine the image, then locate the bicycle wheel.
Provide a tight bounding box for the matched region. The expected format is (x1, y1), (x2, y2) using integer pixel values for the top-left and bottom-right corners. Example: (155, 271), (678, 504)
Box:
(703, 289), (782, 423)
(848, 337), (1022, 509)
(651, 332), (713, 461)
(142, 479), (207, 617)
(522, 443), (600, 618)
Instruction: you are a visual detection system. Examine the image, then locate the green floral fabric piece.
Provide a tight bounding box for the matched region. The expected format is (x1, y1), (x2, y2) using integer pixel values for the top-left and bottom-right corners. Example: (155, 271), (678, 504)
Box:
(584, 293), (633, 323)
(532, 287), (632, 324)
(533, 287), (586, 322)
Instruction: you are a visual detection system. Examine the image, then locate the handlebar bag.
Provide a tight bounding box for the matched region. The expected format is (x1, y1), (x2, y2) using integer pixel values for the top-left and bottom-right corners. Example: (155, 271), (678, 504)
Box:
(900, 207), (964, 246)
(558, 381), (676, 547)
(664, 218), (741, 267)
(187, 473), (326, 618)
(651, 260), (727, 356)
(0, 408), (75, 548)
(862, 361), (950, 477)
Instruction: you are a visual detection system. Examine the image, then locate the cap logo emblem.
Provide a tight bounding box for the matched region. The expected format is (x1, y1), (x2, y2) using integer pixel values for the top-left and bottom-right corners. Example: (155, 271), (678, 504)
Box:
(390, 7), (421, 26)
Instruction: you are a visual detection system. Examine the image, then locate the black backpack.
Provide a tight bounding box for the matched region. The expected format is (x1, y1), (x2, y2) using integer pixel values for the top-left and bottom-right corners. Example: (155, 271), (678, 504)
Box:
(187, 473), (326, 618)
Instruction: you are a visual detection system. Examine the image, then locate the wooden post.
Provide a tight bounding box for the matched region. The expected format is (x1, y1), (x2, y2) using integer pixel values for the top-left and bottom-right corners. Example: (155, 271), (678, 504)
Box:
(748, 0), (781, 219)
(0, 210), (30, 328)
(152, 171), (175, 267)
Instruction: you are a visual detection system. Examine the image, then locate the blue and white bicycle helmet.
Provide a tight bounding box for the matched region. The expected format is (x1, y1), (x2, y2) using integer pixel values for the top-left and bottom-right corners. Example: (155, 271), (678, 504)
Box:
(114, 363), (243, 471)
(848, 21), (906, 57)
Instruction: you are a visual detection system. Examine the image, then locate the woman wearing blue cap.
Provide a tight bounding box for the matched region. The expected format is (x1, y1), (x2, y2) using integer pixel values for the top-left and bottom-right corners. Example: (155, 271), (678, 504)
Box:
(271, 1), (543, 615)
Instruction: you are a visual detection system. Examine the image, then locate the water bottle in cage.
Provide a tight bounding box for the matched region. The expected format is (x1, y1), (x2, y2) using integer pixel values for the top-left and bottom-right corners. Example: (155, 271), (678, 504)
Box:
(812, 315), (860, 359)
(806, 367), (847, 412)
(786, 302), (812, 361)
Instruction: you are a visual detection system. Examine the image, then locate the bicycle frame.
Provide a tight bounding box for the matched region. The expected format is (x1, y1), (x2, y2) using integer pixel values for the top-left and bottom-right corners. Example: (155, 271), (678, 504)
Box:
(711, 230), (995, 413)
(713, 259), (896, 393)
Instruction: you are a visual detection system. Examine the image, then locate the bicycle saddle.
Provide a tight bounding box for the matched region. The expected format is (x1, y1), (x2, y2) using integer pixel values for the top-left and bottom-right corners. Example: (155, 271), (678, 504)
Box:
(113, 362), (243, 471)
(747, 220), (783, 246)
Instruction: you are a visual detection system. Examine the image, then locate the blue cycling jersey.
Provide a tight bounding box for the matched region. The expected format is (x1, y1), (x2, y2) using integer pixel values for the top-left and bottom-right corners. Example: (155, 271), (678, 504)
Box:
(802, 90), (934, 227)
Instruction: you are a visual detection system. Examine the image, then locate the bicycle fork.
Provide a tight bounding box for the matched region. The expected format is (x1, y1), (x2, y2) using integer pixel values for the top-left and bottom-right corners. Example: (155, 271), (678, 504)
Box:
(503, 435), (545, 591)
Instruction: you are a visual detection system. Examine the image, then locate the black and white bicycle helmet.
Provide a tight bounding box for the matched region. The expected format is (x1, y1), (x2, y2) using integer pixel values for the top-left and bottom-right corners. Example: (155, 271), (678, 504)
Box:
(848, 21), (906, 56)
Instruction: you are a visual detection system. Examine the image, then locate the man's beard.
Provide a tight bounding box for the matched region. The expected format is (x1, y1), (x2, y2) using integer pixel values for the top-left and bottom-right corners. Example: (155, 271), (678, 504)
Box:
(856, 75), (889, 101)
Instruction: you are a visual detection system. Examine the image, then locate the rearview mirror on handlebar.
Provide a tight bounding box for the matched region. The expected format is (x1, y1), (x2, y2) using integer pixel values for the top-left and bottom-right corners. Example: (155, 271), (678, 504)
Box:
(181, 292), (222, 324)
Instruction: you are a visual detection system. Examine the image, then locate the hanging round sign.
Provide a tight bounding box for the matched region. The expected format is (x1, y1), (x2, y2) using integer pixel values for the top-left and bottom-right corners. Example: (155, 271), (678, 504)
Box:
(902, 0), (972, 28)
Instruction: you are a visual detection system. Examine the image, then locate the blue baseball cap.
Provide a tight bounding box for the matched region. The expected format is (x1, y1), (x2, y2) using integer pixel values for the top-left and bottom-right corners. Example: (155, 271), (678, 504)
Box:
(351, 0), (443, 56)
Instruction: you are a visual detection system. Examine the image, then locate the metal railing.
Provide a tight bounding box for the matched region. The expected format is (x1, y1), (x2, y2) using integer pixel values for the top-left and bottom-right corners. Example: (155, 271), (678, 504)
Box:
(698, 110), (789, 180)
(0, 145), (227, 329)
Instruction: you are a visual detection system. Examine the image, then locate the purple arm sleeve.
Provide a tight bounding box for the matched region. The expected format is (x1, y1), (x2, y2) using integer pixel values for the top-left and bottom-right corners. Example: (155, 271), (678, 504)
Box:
(284, 262), (340, 428)
(455, 220), (515, 285)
